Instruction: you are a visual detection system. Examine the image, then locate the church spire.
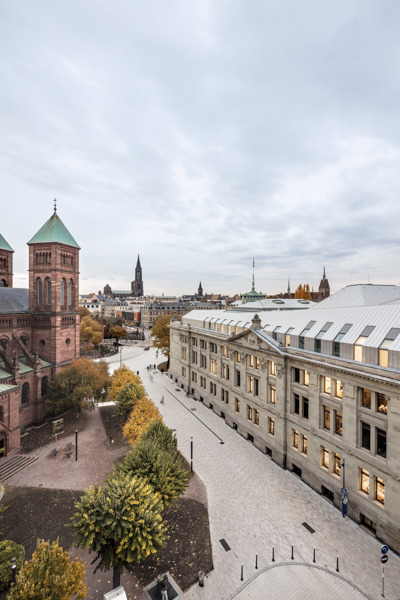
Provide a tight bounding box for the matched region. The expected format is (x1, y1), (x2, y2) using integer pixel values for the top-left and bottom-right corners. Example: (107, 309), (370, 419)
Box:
(136, 254), (141, 269)
(287, 278), (290, 293)
(323, 266), (326, 280)
(251, 257), (255, 292)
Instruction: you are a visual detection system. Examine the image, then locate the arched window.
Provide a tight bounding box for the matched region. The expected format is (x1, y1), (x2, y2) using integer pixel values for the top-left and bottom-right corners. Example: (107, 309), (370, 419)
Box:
(21, 382), (29, 404)
(46, 278), (51, 305)
(0, 339), (8, 351)
(0, 280), (6, 288)
(0, 406), (3, 422)
(60, 279), (65, 307)
(41, 376), (48, 397)
(37, 278), (42, 305)
(20, 336), (28, 346)
(68, 279), (73, 306)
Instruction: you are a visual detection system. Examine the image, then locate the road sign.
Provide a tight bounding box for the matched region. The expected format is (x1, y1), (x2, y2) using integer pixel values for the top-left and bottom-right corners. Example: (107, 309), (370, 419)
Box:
(381, 555), (388, 565)
(381, 545), (389, 555)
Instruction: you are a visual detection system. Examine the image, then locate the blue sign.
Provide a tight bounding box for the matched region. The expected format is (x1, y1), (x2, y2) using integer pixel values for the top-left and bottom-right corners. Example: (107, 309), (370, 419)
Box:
(341, 488), (348, 517)
(381, 545), (389, 555)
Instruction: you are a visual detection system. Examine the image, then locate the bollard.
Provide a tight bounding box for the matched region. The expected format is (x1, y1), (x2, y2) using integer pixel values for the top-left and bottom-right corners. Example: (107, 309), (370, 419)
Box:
(313, 548), (316, 563)
(241, 564), (243, 581)
(255, 554), (258, 569)
(272, 547), (275, 562)
(11, 557), (16, 584)
(291, 545), (294, 560)
(198, 570), (205, 587)
(336, 556), (339, 572)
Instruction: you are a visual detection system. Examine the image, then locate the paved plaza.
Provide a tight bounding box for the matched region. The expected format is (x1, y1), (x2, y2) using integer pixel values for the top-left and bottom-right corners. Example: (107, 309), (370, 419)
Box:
(107, 345), (400, 600)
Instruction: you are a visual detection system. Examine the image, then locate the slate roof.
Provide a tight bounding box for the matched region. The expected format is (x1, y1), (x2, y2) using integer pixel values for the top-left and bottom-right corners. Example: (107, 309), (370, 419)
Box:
(0, 234), (13, 252)
(0, 289), (29, 314)
(28, 211), (80, 248)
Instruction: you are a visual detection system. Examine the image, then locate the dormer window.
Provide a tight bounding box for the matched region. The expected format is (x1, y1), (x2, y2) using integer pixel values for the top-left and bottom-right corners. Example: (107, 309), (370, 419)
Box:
(378, 328), (400, 367)
(354, 326), (375, 362)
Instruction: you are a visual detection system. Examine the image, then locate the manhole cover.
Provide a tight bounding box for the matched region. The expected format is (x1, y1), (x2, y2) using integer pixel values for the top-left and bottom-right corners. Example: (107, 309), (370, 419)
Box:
(220, 538), (231, 551)
(302, 522), (315, 534)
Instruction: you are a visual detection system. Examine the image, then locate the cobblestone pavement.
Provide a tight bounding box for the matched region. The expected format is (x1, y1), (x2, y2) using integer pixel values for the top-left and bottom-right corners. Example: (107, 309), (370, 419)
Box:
(111, 347), (400, 600)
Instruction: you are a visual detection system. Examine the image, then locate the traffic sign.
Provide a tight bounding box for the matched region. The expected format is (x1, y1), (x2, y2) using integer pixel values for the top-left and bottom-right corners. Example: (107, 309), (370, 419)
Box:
(381, 555), (388, 565)
(381, 545), (389, 555)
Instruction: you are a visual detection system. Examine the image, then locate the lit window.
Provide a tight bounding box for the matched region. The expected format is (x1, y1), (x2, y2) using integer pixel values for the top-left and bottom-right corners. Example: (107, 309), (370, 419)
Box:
(335, 380), (343, 399)
(360, 469), (369, 494)
(323, 406), (330, 430)
(324, 377), (331, 394)
(354, 326), (375, 362)
(376, 477), (385, 504)
(210, 359), (217, 375)
(378, 328), (400, 367)
(304, 371), (310, 386)
(247, 376), (253, 394)
(321, 447), (329, 469)
(255, 357), (260, 369)
(236, 351), (241, 363)
(270, 361), (276, 376)
(254, 409), (259, 425)
(335, 411), (342, 436)
(333, 453), (341, 476)
(377, 393), (387, 414)
(292, 430), (298, 449)
(248, 355), (254, 368)
(268, 417), (275, 435)
(301, 435), (308, 455)
(235, 398), (240, 412)
(247, 405), (253, 421)
(270, 386), (276, 404)
(361, 388), (371, 408)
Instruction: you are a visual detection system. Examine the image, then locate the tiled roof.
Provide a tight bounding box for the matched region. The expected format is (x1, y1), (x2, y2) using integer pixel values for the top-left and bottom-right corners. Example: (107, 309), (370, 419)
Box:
(0, 234), (13, 252)
(0, 289), (29, 314)
(0, 383), (19, 394)
(28, 212), (80, 248)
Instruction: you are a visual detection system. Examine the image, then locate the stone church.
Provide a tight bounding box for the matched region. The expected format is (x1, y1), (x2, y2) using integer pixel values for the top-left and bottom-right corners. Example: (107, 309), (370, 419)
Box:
(0, 207), (80, 456)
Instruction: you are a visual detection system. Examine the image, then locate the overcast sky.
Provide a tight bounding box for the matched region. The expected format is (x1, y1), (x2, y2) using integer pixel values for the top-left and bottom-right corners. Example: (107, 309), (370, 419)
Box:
(1, 1), (400, 297)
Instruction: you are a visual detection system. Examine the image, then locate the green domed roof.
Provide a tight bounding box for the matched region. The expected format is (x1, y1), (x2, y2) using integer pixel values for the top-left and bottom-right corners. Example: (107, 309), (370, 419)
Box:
(28, 211), (80, 248)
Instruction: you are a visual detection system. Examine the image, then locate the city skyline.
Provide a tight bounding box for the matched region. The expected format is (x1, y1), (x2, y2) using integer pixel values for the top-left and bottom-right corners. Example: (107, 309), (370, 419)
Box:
(1, 2), (400, 295)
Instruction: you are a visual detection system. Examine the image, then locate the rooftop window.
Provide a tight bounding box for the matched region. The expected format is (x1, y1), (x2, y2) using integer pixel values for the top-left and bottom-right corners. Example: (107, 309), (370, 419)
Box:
(354, 326), (375, 362)
(379, 328), (400, 367)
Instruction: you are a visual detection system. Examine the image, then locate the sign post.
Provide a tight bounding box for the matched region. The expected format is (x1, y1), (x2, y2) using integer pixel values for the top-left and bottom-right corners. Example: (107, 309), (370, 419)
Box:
(380, 545), (389, 597)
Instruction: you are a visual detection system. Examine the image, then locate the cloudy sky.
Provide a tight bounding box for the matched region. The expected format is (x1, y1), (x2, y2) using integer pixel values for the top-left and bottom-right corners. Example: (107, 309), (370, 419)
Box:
(1, 1), (400, 296)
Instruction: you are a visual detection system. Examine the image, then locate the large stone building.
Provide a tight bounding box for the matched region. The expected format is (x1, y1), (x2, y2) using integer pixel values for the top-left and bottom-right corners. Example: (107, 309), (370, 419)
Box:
(169, 284), (400, 551)
(0, 208), (80, 456)
(103, 254), (144, 299)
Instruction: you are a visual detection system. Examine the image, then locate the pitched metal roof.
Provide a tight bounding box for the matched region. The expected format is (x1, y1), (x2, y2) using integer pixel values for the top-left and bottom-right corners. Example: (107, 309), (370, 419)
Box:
(314, 284), (400, 309)
(0, 288), (29, 314)
(28, 211), (80, 248)
(0, 383), (19, 394)
(0, 234), (13, 252)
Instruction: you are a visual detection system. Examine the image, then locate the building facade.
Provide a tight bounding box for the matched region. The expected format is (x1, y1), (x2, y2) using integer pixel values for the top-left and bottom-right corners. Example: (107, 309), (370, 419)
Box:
(0, 209), (80, 456)
(169, 285), (400, 551)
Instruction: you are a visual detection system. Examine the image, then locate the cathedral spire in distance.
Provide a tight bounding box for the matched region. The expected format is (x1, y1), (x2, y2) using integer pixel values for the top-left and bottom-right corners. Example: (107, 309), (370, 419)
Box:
(131, 254), (144, 297)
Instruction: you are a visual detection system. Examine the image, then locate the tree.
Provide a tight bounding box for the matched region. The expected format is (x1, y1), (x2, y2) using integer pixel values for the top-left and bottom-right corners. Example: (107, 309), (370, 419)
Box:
(80, 315), (103, 348)
(115, 382), (145, 421)
(0, 540), (24, 592)
(79, 306), (90, 318)
(116, 438), (189, 508)
(151, 315), (173, 367)
(108, 326), (127, 342)
(71, 474), (167, 589)
(140, 420), (178, 455)
(8, 539), (87, 600)
(109, 365), (145, 402)
(294, 284), (304, 299)
(122, 397), (162, 446)
(294, 284), (312, 300)
(46, 358), (111, 416)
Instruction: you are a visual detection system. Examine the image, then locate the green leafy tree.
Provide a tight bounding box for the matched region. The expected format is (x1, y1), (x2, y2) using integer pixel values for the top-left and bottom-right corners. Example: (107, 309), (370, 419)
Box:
(71, 474), (167, 589)
(115, 382), (145, 421)
(116, 439), (189, 508)
(8, 539), (87, 600)
(151, 315), (173, 367)
(46, 358), (111, 416)
(140, 420), (178, 455)
(0, 540), (24, 592)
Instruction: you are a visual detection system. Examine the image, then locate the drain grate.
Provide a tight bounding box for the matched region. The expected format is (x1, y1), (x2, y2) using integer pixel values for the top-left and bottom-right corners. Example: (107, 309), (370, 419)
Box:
(190, 408), (197, 412)
(175, 389), (181, 392)
(219, 538), (231, 552)
(302, 522), (315, 534)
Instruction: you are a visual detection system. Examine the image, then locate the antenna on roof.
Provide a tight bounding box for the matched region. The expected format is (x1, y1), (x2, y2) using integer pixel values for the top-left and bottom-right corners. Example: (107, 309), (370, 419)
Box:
(54, 198), (57, 213)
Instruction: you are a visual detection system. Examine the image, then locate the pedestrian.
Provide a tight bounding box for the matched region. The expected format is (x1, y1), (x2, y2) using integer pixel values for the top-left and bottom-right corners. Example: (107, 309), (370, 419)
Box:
(159, 575), (168, 600)
(161, 395), (164, 404)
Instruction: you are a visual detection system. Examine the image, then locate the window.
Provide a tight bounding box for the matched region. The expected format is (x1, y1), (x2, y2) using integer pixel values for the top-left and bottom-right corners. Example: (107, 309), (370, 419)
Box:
(60, 279), (65, 306)
(293, 393), (300, 415)
(375, 477), (385, 504)
(200, 355), (207, 369)
(235, 398), (240, 412)
(221, 389), (229, 403)
(210, 359), (217, 375)
(192, 372), (197, 383)
(361, 388), (371, 408)
(323, 406), (330, 430)
(285, 328), (294, 347)
(200, 340), (207, 350)
(304, 371), (309, 386)
(299, 336), (304, 349)
(255, 357), (260, 369)
(270, 386), (276, 404)
(222, 364), (229, 380)
(335, 380), (343, 399)
(333, 325), (352, 357)
(361, 422), (371, 450)
(41, 376), (48, 397)
(301, 435), (308, 455)
(376, 429), (387, 458)
(333, 453), (341, 476)
(354, 326), (375, 362)
(247, 405), (253, 421)
(360, 469), (370, 494)
(254, 409), (259, 425)
(192, 337), (198, 347)
(377, 393), (387, 414)
(182, 367), (187, 377)
(235, 370), (241, 387)
(270, 361), (276, 376)
(335, 411), (342, 436)
(210, 342), (217, 354)
(268, 417), (274, 435)
(292, 430), (299, 449)
(37, 278), (42, 305)
(0, 406), (3, 422)
(248, 355), (254, 368)
(45, 278), (51, 305)
(181, 348), (187, 360)
(254, 378), (259, 396)
(314, 339), (321, 353)
(200, 376), (206, 389)
(192, 351), (198, 363)
(333, 341), (340, 357)
(236, 351), (241, 363)
(323, 377), (331, 394)
(181, 334), (188, 344)
(300, 320), (316, 338)
(67, 279), (72, 306)
(302, 397), (309, 420)
(321, 447), (329, 468)
(378, 328), (400, 367)
(294, 368), (300, 383)
(209, 382), (217, 396)
(21, 382), (29, 404)
(247, 376), (253, 394)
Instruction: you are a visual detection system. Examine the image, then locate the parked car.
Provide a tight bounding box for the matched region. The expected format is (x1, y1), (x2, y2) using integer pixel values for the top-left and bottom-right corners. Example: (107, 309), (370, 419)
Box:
(144, 346), (150, 350)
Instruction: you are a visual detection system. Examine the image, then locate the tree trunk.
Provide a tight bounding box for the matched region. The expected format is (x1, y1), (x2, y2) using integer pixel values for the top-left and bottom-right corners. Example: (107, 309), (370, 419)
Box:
(113, 565), (121, 589)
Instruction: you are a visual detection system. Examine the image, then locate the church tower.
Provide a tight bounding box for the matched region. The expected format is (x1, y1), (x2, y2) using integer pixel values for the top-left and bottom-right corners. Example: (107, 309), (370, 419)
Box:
(318, 266), (330, 301)
(0, 234), (14, 288)
(27, 205), (80, 367)
(198, 281), (203, 297)
(131, 255), (144, 297)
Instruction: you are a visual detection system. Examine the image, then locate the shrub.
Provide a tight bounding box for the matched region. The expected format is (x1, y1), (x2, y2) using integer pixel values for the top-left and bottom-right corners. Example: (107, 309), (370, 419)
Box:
(0, 540), (24, 591)
(140, 420), (178, 455)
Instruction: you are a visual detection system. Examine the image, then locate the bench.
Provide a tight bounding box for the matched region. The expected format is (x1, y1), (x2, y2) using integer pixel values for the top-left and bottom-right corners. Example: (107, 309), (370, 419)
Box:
(51, 448), (59, 457)
(64, 451), (72, 458)
(66, 442), (73, 450)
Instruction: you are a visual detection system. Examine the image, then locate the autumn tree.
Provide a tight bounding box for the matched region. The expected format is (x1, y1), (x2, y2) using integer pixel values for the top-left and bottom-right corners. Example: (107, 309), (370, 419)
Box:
(294, 284), (304, 299)
(108, 326), (127, 342)
(122, 397), (162, 446)
(294, 284), (312, 300)
(46, 358), (111, 416)
(109, 365), (145, 402)
(80, 315), (103, 349)
(151, 315), (173, 367)
(115, 382), (145, 421)
(116, 438), (189, 508)
(79, 306), (90, 318)
(71, 474), (167, 589)
(8, 539), (87, 600)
